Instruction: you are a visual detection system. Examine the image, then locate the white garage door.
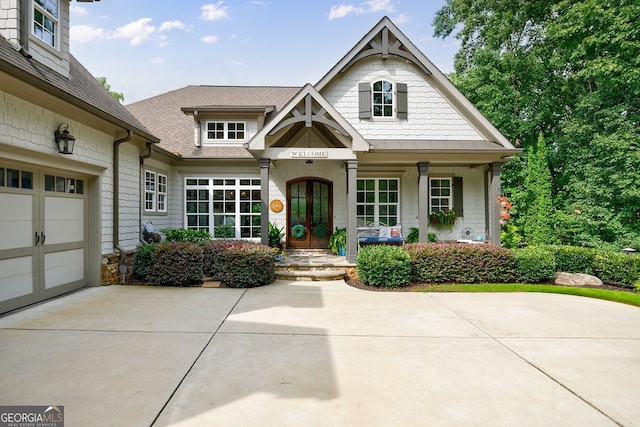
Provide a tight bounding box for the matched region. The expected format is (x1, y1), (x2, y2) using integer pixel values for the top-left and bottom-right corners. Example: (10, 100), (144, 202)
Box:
(0, 163), (87, 314)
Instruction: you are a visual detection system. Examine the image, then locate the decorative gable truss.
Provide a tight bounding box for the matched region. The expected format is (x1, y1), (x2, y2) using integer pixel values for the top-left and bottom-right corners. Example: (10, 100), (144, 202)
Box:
(247, 84), (368, 159)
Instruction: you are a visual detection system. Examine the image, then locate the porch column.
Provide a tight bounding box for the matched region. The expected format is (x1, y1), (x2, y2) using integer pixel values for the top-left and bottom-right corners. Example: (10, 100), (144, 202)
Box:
(417, 162), (430, 243)
(489, 162), (503, 246)
(346, 159), (359, 262)
(260, 158), (270, 246)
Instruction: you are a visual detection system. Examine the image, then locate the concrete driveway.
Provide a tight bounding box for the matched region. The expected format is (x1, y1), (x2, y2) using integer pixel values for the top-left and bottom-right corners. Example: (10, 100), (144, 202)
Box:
(1, 280), (639, 427)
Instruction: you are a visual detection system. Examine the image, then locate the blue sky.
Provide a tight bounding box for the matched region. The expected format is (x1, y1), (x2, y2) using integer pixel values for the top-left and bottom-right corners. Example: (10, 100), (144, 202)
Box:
(69, 0), (458, 104)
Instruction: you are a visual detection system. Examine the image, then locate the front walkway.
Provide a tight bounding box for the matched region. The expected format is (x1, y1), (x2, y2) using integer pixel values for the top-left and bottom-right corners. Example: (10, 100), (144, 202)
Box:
(1, 281), (639, 426)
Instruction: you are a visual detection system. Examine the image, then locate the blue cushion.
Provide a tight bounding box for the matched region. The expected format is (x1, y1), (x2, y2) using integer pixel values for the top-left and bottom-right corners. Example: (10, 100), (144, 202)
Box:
(358, 237), (403, 243)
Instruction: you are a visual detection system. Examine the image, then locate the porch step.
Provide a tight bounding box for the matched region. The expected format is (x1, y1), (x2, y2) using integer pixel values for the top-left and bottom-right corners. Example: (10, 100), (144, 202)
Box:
(275, 249), (355, 281)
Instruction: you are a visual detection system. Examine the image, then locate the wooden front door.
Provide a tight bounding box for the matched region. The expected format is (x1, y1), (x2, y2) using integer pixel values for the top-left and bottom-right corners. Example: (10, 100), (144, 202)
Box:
(287, 178), (332, 249)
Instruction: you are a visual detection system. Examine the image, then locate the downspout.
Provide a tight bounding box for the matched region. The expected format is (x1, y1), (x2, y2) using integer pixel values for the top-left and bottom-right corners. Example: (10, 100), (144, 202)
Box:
(18, 0), (32, 58)
(113, 130), (133, 284)
(139, 141), (154, 244)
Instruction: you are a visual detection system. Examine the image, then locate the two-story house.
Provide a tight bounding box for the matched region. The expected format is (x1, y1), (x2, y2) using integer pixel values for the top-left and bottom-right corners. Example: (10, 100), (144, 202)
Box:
(130, 17), (519, 262)
(0, 2), (518, 315)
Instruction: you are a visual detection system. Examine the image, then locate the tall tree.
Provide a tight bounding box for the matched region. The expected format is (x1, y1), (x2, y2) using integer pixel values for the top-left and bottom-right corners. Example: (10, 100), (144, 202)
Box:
(523, 133), (556, 245)
(434, 0), (640, 249)
(548, 0), (640, 248)
(96, 76), (125, 103)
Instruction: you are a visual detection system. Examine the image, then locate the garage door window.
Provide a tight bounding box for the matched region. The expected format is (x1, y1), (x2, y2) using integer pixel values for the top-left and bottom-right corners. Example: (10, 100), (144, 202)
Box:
(44, 174), (83, 194)
(0, 168), (33, 189)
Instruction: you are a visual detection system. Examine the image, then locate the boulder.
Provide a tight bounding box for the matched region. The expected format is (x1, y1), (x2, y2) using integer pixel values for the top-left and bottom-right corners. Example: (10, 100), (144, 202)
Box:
(553, 272), (603, 287)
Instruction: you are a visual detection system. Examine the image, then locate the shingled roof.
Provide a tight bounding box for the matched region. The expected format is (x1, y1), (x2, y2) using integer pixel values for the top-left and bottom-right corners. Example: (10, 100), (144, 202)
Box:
(0, 36), (158, 142)
(126, 85), (300, 158)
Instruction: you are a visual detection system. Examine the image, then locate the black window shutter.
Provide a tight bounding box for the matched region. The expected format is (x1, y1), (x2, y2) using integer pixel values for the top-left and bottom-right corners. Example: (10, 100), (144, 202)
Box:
(397, 83), (408, 120)
(453, 177), (464, 217)
(359, 82), (371, 119)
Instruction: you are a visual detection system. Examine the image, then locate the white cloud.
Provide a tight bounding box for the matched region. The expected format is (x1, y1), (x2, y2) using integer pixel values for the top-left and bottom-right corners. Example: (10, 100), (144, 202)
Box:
(70, 25), (105, 42)
(70, 5), (89, 16)
(365, 0), (395, 13)
(150, 57), (164, 63)
(394, 12), (410, 24)
(111, 18), (155, 46)
(158, 20), (192, 32)
(328, 0), (396, 20)
(201, 2), (229, 21)
(201, 35), (219, 43)
(226, 60), (244, 66)
(329, 5), (362, 20)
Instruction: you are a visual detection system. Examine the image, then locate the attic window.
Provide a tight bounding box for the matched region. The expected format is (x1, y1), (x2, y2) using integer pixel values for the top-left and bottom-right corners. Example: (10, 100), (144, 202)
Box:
(205, 121), (246, 142)
(372, 80), (393, 117)
(33, 0), (59, 48)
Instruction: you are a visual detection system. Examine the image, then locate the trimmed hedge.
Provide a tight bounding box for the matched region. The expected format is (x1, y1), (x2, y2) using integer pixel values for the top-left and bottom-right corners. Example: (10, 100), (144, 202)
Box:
(405, 243), (517, 284)
(203, 241), (277, 288)
(594, 251), (640, 289)
(514, 246), (556, 283)
(356, 245), (411, 288)
(161, 228), (212, 244)
(133, 242), (158, 278)
(144, 242), (204, 286)
(553, 246), (597, 275)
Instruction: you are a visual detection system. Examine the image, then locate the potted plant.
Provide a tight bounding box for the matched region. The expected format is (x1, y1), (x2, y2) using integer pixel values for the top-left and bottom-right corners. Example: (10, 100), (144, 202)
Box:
(429, 210), (457, 231)
(406, 227), (439, 243)
(328, 227), (347, 256)
(268, 222), (285, 249)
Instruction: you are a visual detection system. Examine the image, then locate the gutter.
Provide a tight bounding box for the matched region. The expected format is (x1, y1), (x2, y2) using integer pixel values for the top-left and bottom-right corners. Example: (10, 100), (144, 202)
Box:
(113, 130), (133, 283)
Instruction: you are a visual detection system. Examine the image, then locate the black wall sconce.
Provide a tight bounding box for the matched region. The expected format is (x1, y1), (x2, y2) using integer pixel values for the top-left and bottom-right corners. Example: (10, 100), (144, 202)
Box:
(54, 123), (76, 154)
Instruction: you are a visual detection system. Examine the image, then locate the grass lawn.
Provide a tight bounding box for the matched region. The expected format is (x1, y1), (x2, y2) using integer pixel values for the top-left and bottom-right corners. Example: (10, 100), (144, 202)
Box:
(418, 284), (640, 308)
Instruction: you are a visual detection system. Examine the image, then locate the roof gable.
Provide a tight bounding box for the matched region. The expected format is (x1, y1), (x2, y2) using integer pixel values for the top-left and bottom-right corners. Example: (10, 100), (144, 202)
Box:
(316, 16), (516, 150)
(247, 84), (368, 155)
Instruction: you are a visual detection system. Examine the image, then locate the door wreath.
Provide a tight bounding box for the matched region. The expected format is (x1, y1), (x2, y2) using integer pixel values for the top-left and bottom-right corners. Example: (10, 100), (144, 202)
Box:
(291, 224), (306, 239)
(313, 223), (328, 238)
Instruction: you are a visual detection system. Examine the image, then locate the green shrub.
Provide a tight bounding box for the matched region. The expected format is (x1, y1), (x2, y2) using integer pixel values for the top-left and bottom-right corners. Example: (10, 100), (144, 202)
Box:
(406, 243), (516, 284)
(356, 245), (411, 288)
(594, 252), (640, 289)
(132, 242), (158, 278)
(203, 241), (277, 288)
(161, 228), (212, 244)
(553, 246), (597, 274)
(514, 246), (555, 283)
(144, 242), (204, 286)
(405, 227), (438, 244)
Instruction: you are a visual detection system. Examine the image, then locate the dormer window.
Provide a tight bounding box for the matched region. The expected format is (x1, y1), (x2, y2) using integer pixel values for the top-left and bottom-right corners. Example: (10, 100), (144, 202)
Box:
(372, 80), (394, 117)
(33, 0), (59, 48)
(205, 121), (246, 142)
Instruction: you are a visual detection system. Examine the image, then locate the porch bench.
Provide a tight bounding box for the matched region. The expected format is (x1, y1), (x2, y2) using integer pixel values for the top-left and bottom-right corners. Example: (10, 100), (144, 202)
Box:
(357, 223), (404, 246)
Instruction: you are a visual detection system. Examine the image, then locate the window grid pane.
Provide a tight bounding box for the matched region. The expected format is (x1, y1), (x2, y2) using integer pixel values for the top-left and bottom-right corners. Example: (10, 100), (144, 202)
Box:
(356, 178), (399, 227)
(430, 178), (453, 213)
(372, 80), (393, 117)
(185, 178), (260, 238)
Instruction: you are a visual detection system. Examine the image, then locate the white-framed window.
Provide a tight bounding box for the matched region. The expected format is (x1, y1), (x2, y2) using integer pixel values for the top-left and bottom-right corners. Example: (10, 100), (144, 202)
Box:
(33, 0), (59, 48)
(356, 178), (400, 226)
(430, 178), (452, 212)
(372, 80), (394, 118)
(185, 178), (261, 239)
(205, 121), (246, 141)
(145, 171), (168, 213)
